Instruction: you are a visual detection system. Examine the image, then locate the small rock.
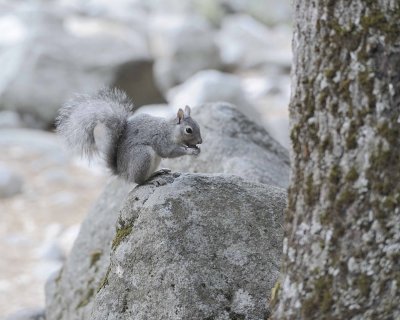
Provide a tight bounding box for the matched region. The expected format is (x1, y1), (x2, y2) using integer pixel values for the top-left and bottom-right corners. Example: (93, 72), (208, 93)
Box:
(0, 165), (23, 198)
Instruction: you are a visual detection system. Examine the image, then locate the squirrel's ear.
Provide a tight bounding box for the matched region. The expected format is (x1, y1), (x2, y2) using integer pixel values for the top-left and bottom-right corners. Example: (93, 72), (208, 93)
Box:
(177, 108), (184, 124)
(184, 105), (191, 117)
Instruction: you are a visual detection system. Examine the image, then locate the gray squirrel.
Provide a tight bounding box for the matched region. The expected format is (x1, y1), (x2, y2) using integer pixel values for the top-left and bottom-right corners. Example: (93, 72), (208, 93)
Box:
(56, 88), (202, 184)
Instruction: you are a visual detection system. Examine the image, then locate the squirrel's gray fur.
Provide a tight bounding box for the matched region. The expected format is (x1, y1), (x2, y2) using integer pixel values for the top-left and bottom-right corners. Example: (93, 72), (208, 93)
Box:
(56, 88), (202, 184)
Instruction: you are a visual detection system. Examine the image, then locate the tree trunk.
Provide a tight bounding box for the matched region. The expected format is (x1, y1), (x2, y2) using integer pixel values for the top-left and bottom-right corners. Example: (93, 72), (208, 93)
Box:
(272, 0), (400, 319)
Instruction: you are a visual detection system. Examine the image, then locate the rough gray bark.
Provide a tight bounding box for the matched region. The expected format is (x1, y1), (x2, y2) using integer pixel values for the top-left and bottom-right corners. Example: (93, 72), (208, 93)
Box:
(272, 0), (400, 319)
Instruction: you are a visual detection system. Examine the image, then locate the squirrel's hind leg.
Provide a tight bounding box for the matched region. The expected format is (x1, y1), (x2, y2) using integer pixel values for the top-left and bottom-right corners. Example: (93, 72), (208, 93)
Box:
(122, 146), (161, 185)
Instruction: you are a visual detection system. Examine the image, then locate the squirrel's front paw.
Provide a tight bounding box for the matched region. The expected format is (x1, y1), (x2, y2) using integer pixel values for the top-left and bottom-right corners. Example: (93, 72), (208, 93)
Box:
(187, 147), (200, 155)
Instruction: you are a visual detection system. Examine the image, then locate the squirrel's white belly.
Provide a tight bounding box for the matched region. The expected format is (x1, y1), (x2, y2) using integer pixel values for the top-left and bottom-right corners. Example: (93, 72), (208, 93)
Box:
(148, 149), (161, 178)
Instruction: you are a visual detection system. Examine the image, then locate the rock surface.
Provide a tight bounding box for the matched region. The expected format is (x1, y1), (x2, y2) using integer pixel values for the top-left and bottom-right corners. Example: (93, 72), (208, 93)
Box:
(167, 70), (261, 123)
(216, 15), (292, 70)
(149, 14), (220, 92)
(45, 178), (131, 320)
(46, 173), (286, 320)
(163, 102), (290, 189)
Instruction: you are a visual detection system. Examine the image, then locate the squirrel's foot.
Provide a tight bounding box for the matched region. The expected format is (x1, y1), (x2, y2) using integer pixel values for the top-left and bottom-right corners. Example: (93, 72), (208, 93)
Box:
(149, 168), (171, 179)
(146, 169), (171, 187)
(149, 176), (167, 187)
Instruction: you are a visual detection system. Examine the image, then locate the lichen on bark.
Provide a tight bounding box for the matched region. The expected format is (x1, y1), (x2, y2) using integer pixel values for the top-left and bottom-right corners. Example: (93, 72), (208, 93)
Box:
(273, 0), (400, 319)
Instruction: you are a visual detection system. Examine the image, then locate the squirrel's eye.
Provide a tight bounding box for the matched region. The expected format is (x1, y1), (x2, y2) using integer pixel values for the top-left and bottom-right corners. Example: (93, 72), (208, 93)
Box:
(185, 127), (193, 134)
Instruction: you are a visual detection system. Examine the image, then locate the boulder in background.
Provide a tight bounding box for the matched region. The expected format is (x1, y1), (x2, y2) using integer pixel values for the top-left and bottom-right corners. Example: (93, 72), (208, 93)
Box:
(149, 14), (221, 93)
(0, 8), (163, 127)
(167, 70), (261, 123)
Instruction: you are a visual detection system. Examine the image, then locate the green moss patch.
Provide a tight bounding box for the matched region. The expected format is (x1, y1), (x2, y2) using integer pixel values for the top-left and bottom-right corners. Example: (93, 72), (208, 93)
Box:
(112, 224), (133, 250)
(89, 250), (102, 268)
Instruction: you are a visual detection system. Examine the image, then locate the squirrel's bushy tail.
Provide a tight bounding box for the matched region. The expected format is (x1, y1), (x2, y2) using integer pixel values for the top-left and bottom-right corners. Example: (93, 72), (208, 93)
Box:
(56, 88), (134, 162)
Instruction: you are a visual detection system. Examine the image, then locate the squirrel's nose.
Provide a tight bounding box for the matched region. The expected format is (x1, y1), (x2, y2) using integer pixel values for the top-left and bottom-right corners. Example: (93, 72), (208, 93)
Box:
(198, 138), (203, 144)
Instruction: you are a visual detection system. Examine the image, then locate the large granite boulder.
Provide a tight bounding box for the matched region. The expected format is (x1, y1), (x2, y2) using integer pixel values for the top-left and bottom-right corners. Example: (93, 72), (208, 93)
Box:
(162, 102), (290, 189)
(46, 173), (286, 320)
